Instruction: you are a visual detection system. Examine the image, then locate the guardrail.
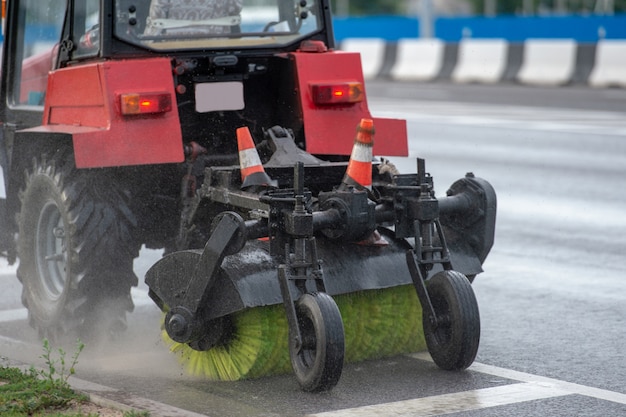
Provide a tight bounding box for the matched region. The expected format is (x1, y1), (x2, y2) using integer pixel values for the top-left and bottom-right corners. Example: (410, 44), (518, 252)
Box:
(339, 38), (626, 88)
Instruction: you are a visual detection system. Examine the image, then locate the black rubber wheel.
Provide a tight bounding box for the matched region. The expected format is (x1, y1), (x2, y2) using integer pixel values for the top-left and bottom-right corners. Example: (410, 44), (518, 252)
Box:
(290, 292), (345, 392)
(17, 150), (139, 343)
(0, 198), (13, 259)
(423, 270), (480, 370)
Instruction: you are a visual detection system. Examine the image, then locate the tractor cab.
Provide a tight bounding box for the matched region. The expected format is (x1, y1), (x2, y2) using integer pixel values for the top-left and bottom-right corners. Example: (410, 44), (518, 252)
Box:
(1, 0), (333, 133)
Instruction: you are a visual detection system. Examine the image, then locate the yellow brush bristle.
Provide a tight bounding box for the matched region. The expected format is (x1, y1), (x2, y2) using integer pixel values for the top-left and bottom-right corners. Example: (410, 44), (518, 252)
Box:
(163, 285), (426, 381)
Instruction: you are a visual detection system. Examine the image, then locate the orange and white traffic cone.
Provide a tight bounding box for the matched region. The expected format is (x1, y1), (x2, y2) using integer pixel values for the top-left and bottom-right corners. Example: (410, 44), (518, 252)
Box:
(340, 119), (388, 246)
(339, 118), (375, 191)
(237, 126), (277, 190)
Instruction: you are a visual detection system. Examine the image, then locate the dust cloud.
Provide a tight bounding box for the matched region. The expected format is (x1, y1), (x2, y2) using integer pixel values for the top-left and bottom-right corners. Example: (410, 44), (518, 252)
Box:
(77, 294), (186, 380)
(75, 247), (188, 380)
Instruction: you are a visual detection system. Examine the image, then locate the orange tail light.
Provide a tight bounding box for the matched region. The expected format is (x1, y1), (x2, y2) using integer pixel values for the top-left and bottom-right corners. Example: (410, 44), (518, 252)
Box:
(310, 81), (364, 105)
(119, 92), (172, 115)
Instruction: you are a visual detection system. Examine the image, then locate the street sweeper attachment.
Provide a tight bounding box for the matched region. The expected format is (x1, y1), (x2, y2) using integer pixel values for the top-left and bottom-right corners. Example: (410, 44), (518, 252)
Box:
(146, 120), (496, 391)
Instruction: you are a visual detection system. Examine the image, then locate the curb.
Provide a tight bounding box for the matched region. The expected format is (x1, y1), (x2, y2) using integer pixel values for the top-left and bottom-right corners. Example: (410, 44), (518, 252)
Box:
(69, 375), (210, 417)
(339, 38), (626, 88)
(0, 357), (208, 417)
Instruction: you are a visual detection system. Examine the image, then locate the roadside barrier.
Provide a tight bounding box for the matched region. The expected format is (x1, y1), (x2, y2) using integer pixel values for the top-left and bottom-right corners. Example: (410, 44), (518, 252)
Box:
(389, 38), (445, 81)
(588, 40), (626, 87)
(516, 39), (577, 86)
(451, 39), (508, 84)
(339, 38), (623, 87)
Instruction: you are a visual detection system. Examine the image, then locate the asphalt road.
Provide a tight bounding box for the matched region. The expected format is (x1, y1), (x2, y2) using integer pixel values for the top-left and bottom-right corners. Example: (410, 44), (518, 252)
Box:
(1, 82), (625, 416)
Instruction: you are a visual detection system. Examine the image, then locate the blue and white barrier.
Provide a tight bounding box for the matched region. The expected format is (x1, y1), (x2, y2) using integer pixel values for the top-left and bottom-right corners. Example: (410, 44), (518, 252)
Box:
(390, 39), (445, 81)
(589, 40), (626, 87)
(451, 39), (509, 84)
(516, 39), (578, 85)
(339, 38), (626, 88)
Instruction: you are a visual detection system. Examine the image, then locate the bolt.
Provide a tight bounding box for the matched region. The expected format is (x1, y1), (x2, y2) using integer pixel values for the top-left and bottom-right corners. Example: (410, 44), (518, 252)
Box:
(168, 314), (187, 337)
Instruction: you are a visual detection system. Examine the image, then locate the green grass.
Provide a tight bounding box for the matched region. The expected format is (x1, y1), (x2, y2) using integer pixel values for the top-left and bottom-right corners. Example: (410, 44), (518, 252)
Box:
(0, 365), (88, 416)
(0, 365), (150, 417)
(0, 339), (149, 417)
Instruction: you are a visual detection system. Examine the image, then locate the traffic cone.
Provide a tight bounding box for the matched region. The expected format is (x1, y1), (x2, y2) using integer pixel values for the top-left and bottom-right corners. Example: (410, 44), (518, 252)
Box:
(237, 127), (277, 190)
(357, 229), (389, 246)
(339, 118), (375, 191)
(339, 119), (387, 246)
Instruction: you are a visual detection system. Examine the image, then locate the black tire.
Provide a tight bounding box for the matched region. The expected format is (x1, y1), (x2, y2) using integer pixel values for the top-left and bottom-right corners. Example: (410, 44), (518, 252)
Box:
(423, 270), (480, 371)
(290, 292), (345, 392)
(0, 198), (13, 258)
(17, 150), (139, 343)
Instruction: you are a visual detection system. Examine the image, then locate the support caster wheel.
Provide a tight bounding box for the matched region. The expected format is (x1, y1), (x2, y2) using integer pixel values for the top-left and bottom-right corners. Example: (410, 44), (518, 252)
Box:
(290, 292), (345, 392)
(424, 270), (480, 370)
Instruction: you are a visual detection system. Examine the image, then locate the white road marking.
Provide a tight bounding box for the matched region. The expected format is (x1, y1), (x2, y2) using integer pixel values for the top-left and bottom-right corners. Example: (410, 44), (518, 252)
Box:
(307, 382), (570, 417)
(413, 352), (626, 405)
(370, 99), (626, 137)
(498, 194), (626, 230)
(0, 308), (28, 322)
(309, 353), (626, 417)
(0, 334), (31, 345)
(0, 168), (5, 199)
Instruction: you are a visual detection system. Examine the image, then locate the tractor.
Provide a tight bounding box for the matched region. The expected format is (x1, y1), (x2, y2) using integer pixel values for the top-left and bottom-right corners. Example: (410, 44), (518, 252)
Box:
(0, 0), (496, 391)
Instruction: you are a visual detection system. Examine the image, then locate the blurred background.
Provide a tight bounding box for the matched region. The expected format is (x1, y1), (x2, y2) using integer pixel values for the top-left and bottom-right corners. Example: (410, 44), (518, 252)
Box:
(334, 0), (626, 16)
(328, 0), (626, 41)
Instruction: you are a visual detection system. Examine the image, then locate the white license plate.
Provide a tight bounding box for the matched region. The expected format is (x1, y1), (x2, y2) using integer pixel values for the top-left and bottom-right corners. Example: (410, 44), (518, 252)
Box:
(195, 81), (244, 113)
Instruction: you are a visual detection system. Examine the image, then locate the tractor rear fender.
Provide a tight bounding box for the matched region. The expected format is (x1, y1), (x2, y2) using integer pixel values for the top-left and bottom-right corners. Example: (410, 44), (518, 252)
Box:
(39, 57), (184, 169)
(291, 50), (408, 157)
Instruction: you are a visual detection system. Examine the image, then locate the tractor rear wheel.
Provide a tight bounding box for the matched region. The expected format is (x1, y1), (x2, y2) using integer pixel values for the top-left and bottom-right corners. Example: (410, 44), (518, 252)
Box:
(290, 292), (345, 392)
(423, 270), (480, 371)
(17, 151), (139, 343)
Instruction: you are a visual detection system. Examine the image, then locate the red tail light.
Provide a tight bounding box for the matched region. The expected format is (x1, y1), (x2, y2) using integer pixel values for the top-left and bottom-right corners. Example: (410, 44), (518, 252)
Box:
(310, 82), (364, 105)
(2, 0), (6, 35)
(119, 92), (172, 115)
